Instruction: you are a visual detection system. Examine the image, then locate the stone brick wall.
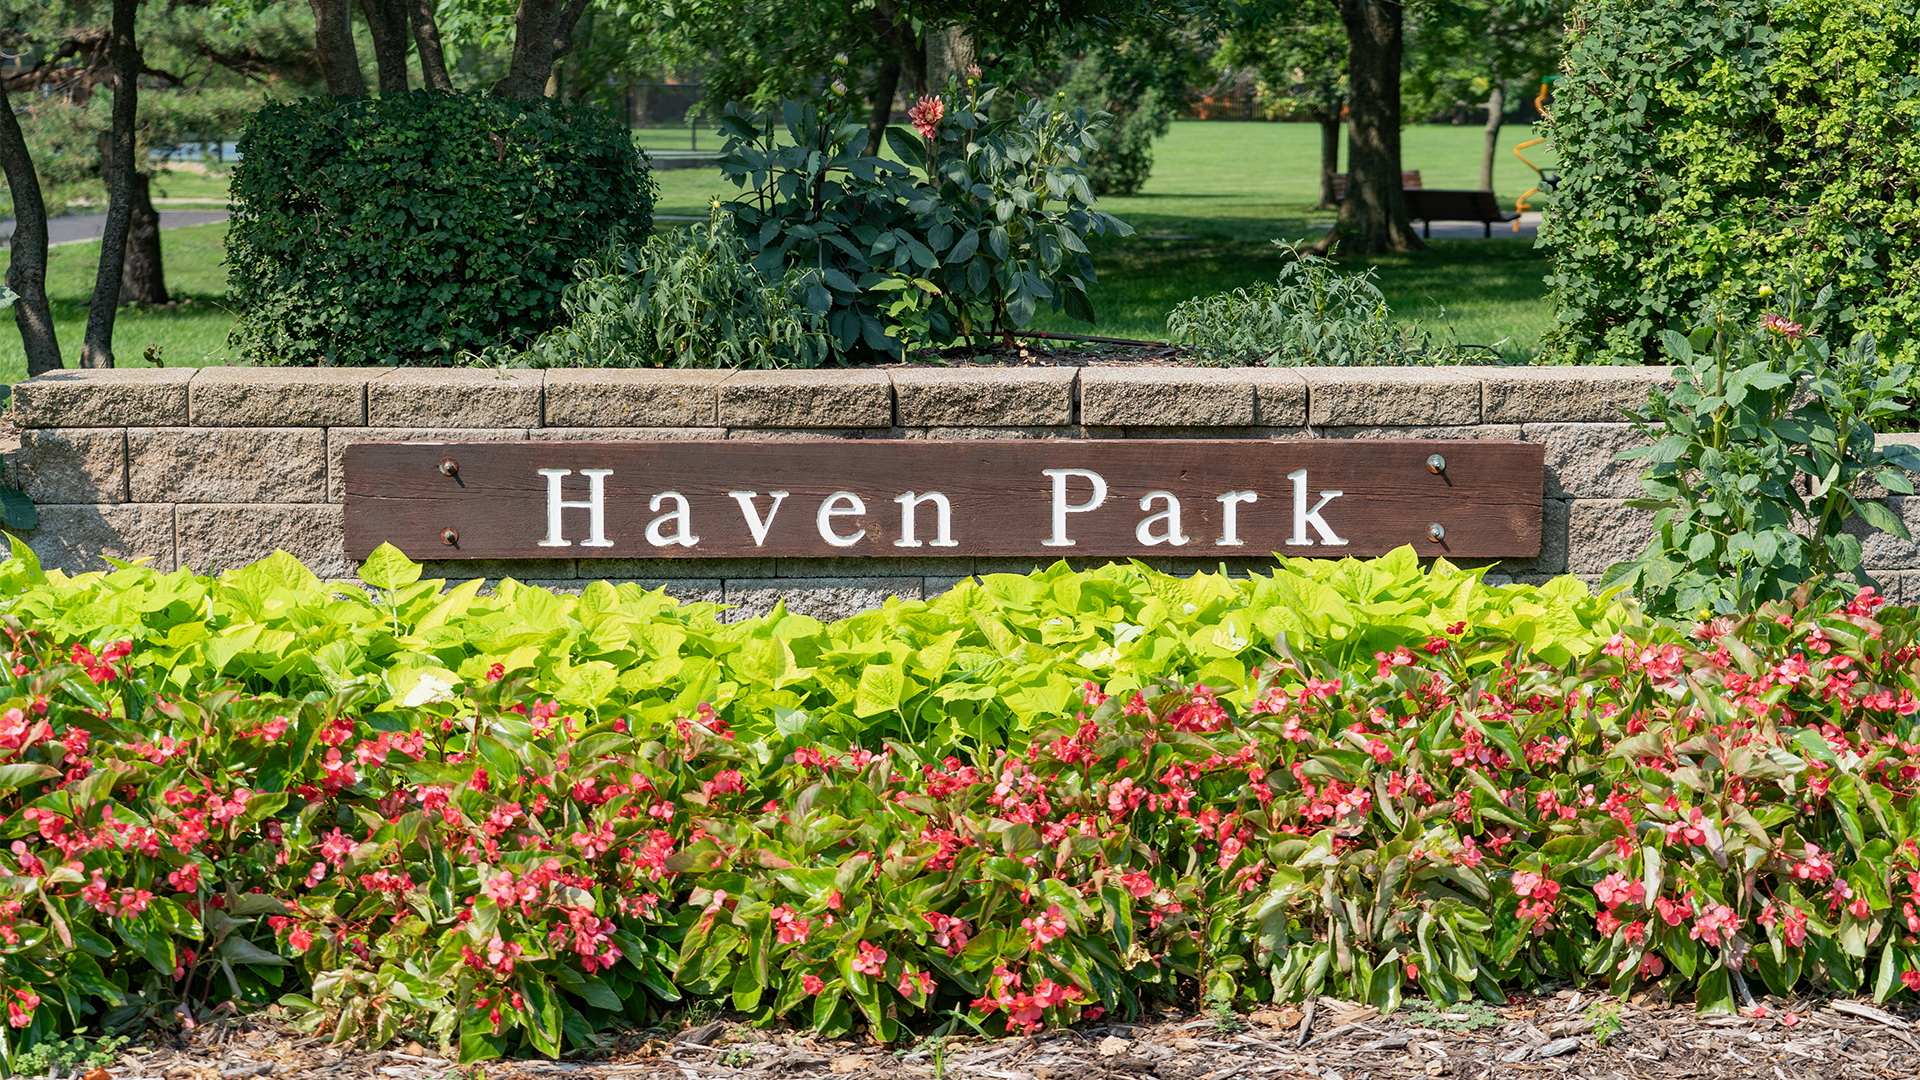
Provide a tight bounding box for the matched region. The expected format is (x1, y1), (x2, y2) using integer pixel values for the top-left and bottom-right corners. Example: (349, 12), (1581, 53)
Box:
(10, 364), (1920, 620)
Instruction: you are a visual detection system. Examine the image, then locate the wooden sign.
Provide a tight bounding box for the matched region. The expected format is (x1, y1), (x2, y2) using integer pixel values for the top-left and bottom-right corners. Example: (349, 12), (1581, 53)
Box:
(343, 440), (1545, 561)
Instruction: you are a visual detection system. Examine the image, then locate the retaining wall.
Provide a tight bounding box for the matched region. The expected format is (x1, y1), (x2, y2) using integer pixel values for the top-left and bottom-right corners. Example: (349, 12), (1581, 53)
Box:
(9, 365), (1920, 620)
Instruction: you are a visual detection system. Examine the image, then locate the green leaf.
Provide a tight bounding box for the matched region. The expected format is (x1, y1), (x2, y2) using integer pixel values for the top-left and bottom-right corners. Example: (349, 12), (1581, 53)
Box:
(358, 543), (422, 591)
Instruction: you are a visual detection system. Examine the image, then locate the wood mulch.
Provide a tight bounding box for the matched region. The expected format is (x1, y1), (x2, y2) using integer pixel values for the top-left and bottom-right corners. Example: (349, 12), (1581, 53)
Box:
(82, 993), (1920, 1080)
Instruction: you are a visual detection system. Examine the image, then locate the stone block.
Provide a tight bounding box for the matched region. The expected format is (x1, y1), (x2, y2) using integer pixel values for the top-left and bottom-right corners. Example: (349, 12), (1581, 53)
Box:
(1566, 500), (1658, 576)
(580, 557), (777, 580)
(1492, 497), (1570, 576)
(531, 427), (727, 441)
(1847, 496), (1920, 571)
(1482, 365), (1675, 424)
(1122, 427), (1267, 439)
(924, 575), (978, 598)
(1079, 368), (1255, 427)
(177, 504), (348, 579)
(719, 370), (892, 429)
(724, 428), (898, 440)
(1523, 423), (1650, 499)
(1316, 425), (1523, 441)
(619, 578), (726, 605)
(327, 428), (527, 501)
(14, 367), (193, 428)
(11, 428), (126, 503)
(1246, 369), (1309, 426)
(890, 367), (1076, 427)
(367, 369), (543, 428)
(777, 557), (905, 577)
(543, 369), (726, 427)
(128, 428), (326, 503)
(420, 559), (577, 582)
(1861, 434), (1920, 498)
(1302, 369), (1481, 427)
(1872, 569), (1920, 606)
(900, 426), (1077, 440)
(4, 504), (174, 574)
(721, 576), (922, 622)
(189, 367), (372, 426)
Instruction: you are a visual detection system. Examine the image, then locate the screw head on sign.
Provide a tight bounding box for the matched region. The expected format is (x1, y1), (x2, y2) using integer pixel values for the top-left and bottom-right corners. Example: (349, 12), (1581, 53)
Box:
(1428, 523), (1445, 542)
(441, 528), (458, 546)
(1427, 454), (1446, 474)
(439, 458), (459, 476)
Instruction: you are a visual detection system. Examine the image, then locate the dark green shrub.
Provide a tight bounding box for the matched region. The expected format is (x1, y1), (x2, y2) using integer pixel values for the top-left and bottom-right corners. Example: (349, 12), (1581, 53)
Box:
(1542, 0), (1920, 365)
(1056, 55), (1175, 197)
(226, 91), (655, 366)
(499, 218), (830, 369)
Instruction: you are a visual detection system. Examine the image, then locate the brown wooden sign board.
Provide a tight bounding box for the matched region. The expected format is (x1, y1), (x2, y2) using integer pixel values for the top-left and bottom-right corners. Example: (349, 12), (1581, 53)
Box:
(343, 440), (1545, 561)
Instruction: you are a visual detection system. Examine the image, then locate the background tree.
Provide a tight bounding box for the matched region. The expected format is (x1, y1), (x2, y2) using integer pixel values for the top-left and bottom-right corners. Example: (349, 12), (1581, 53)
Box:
(1216, 0), (1345, 208)
(1330, 0), (1419, 253)
(1402, 0), (1561, 190)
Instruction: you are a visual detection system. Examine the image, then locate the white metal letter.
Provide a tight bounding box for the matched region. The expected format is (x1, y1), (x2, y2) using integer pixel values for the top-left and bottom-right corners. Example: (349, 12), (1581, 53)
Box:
(645, 491), (698, 548)
(1135, 491), (1189, 547)
(817, 492), (867, 547)
(1042, 469), (1107, 547)
(893, 491), (957, 548)
(538, 469), (614, 548)
(1286, 469), (1347, 547)
(728, 490), (789, 546)
(1215, 490), (1257, 546)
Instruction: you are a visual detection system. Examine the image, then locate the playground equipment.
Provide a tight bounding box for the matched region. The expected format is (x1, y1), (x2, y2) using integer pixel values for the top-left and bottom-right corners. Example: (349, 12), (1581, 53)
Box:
(1510, 77), (1559, 232)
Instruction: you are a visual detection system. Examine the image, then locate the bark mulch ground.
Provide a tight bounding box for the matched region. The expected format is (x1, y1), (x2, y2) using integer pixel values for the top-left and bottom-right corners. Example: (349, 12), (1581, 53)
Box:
(80, 993), (1920, 1080)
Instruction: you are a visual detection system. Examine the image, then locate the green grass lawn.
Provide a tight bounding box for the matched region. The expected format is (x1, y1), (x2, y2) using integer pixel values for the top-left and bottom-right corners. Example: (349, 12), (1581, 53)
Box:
(0, 120), (1560, 382)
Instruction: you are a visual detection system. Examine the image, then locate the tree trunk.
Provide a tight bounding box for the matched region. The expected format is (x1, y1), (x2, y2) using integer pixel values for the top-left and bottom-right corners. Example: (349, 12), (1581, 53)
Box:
(409, 0), (454, 90)
(864, 56), (901, 155)
(80, 0), (139, 369)
(1479, 84), (1503, 191)
(309, 0), (367, 96)
(1318, 116), (1341, 210)
(1329, 0), (1422, 254)
(0, 83), (61, 374)
(926, 24), (974, 89)
(360, 0), (412, 93)
(118, 173), (167, 304)
(492, 0), (589, 99)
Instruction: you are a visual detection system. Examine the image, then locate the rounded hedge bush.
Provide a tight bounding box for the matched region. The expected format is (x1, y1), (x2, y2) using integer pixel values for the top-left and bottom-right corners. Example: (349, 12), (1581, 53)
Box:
(226, 91), (656, 366)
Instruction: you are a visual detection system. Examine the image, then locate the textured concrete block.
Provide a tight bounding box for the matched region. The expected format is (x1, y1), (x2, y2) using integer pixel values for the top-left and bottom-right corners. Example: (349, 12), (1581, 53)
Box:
(1493, 497), (1570, 576)
(14, 368), (193, 428)
(420, 559), (577, 581)
(1123, 427), (1266, 439)
(327, 427), (527, 501)
(581, 557), (776, 580)
(891, 367), (1075, 427)
(776, 557), (905, 577)
(1523, 423), (1650, 499)
(1079, 368), (1255, 427)
(543, 369), (726, 427)
(724, 428), (897, 440)
(1316, 425), (1523, 441)
(610, 578), (725, 605)
(1482, 366), (1675, 424)
(1848, 497), (1920, 571)
(176, 504), (348, 579)
(4, 504), (174, 574)
(531, 427), (726, 441)
(721, 577), (922, 622)
(368, 369), (543, 428)
(924, 574), (979, 598)
(719, 370), (892, 429)
(1567, 500), (1658, 575)
(189, 367), (371, 426)
(128, 428), (326, 503)
(1302, 369), (1481, 427)
(12, 428), (126, 504)
(1873, 569), (1920, 606)
(900, 426), (1076, 440)
(1860, 434), (1920, 499)
(1246, 369), (1309, 426)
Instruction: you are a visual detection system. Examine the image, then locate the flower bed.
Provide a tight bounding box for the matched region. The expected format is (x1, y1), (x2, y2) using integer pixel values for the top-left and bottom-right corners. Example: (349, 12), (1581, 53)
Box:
(2, 542), (1917, 1062)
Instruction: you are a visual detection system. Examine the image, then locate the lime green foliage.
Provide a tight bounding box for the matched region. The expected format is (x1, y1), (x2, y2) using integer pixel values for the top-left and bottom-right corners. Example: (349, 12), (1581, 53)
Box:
(497, 217), (830, 369)
(13, 1034), (127, 1075)
(1167, 243), (1463, 366)
(1587, 1001), (1624, 1045)
(225, 92), (656, 367)
(1543, 0), (1920, 365)
(1403, 999), (1502, 1030)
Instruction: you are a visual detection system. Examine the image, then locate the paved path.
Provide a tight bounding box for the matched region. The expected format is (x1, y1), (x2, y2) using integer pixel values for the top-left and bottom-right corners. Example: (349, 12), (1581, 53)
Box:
(0, 210), (229, 247)
(1423, 210), (1541, 239)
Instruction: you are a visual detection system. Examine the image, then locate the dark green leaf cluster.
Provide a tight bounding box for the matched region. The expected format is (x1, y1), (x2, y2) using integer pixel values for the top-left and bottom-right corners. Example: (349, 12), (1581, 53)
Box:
(224, 92), (657, 366)
(1542, 0), (1920, 367)
(716, 85), (1132, 361)
(1604, 290), (1920, 617)
(494, 217), (830, 369)
(1166, 242), (1464, 366)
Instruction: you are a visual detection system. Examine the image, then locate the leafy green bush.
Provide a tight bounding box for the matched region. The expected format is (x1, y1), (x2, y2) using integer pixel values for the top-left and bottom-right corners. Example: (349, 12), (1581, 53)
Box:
(1167, 243), (1462, 366)
(1542, 0), (1920, 365)
(1605, 290), (1920, 618)
(226, 92), (656, 366)
(497, 218), (829, 369)
(716, 85), (1131, 360)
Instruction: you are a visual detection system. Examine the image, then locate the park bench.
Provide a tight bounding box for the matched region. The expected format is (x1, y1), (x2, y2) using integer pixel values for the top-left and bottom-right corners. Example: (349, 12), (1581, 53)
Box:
(1329, 171), (1422, 202)
(1402, 188), (1520, 237)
